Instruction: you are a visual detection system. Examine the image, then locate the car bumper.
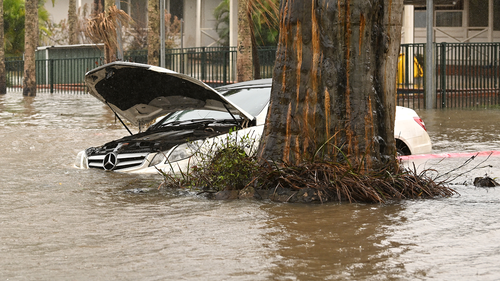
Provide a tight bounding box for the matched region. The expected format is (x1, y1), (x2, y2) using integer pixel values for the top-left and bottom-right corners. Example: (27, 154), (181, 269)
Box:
(74, 150), (199, 175)
(400, 133), (432, 155)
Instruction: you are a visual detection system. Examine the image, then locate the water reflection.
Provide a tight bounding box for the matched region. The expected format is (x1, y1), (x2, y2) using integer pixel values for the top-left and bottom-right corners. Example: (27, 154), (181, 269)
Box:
(263, 203), (408, 280)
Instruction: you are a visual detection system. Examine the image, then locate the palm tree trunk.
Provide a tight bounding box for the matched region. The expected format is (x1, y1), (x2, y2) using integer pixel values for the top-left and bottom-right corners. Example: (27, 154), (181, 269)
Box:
(251, 28), (261, 80)
(147, 0), (160, 66)
(258, 0), (403, 171)
(68, 0), (78, 45)
(236, 0), (252, 82)
(23, 0), (38, 97)
(0, 0), (6, 95)
(104, 0), (114, 63)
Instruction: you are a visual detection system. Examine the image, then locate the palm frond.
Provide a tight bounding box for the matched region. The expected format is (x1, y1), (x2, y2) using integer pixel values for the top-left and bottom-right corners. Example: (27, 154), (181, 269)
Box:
(85, 5), (131, 51)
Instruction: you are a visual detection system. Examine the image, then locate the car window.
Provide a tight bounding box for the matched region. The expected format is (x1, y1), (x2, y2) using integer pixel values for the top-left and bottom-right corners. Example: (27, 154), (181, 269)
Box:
(220, 87), (271, 116)
(157, 86), (271, 125)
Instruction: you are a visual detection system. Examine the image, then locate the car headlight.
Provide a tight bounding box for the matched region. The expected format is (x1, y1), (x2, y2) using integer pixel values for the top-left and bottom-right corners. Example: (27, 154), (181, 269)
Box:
(167, 141), (203, 163)
(74, 150), (88, 169)
(149, 152), (167, 167)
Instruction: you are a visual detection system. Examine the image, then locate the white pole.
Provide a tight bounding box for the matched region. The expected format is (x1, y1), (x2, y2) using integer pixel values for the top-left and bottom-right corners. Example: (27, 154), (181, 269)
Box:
(229, 0), (238, 81)
(229, 0), (237, 47)
(403, 5), (414, 44)
(403, 5), (415, 84)
(196, 0), (201, 47)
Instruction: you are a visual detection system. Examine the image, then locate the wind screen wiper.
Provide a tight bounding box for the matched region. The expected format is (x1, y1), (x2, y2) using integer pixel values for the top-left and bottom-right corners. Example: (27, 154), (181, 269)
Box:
(211, 118), (242, 125)
(158, 118), (216, 128)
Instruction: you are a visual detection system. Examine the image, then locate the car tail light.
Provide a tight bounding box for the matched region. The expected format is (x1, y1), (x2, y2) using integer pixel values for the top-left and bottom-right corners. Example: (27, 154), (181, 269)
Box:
(413, 117), (427, 131)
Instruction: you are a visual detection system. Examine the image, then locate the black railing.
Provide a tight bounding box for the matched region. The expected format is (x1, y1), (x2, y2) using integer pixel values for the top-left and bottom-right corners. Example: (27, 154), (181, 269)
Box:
(397, 42), (500, 109)
(5, 43), (500, 110)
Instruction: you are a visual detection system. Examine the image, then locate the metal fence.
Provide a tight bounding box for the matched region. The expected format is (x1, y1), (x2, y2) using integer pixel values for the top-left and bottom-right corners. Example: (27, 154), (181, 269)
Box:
(5, 46), (276, 93)
(6, 56), (106, 93)
(122, 46), (276, 86)
(6, 43), (500, 110)
(397, 42), (500, 109)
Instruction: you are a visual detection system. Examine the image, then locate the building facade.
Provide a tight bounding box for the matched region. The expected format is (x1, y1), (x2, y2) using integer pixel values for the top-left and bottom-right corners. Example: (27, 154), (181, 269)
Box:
(43, 0), (221, 49)
(403, 0), (500, 43)
(44, 0), (500, 49)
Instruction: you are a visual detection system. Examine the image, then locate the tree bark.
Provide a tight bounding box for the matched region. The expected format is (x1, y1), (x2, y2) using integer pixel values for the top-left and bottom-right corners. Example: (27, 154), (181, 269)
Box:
(0, 0), (6, 95)
(236, 0), (253, 82)
(68, 0), (78, 45)
(258, 0), (403, 171)
(147, 0), (160, 66)
(103, 0), (114, 63)
(23, 0), (38, 97)
(251, 28), (261, 80)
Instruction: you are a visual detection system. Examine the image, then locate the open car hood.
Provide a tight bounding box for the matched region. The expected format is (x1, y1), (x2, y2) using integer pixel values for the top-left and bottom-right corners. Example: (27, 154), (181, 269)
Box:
(85, 62), (254, 127)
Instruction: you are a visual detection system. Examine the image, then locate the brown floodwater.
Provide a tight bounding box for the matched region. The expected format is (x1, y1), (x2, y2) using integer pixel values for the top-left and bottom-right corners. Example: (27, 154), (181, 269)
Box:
(1, 92), (500, 280)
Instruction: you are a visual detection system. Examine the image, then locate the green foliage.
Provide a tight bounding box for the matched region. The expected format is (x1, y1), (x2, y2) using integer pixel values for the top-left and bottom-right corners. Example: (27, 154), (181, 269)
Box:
(213, 0), (229, 46)
(4, 0), (25, 56)
(4, 0), (51, 56)
(162, 131), (262, 191)
(200, 145), (257, 191)
(251, 0), (279, 46)
(213, 0), (278, 47)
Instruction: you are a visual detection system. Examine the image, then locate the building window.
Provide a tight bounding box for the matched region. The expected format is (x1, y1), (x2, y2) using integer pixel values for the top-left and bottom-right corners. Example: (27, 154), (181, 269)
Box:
(169, 0), (184, 20)
(414, 1), (463, 28)
(436, 11), (462, 27)
(469, 0), (488, 27)
(415, 10), (427, 28)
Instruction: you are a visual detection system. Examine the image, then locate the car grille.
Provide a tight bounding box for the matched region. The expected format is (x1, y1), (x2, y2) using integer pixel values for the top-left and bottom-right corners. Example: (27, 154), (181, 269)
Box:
(87, 152), (150, 171)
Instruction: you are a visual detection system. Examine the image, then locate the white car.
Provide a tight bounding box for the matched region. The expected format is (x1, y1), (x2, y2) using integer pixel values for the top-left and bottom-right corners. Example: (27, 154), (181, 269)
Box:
(75, 62), (432, 174)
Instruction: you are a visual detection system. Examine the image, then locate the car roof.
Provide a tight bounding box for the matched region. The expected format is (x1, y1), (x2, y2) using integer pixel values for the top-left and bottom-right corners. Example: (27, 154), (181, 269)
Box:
(216, 78), (273, 92)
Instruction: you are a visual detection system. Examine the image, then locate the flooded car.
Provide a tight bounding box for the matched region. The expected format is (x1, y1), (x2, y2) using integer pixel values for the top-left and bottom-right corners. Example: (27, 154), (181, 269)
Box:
(74, 62), (432, 174)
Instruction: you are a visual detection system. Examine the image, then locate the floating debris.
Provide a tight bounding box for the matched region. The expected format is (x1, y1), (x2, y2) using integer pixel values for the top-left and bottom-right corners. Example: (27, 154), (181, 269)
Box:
(124, 188), (150, 194)
(473, 176), (499, 187)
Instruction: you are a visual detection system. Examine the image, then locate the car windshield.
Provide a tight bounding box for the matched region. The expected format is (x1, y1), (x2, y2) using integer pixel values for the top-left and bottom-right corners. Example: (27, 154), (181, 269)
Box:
(155, 86), (271, 127)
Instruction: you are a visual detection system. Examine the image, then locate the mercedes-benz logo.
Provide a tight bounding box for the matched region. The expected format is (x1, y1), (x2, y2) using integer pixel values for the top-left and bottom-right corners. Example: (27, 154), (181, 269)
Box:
(103, 152), (118, 170)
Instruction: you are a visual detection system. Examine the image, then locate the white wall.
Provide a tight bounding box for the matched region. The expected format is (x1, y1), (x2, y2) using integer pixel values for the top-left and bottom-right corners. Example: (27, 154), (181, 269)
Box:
(44, 0), (94, 24)
(183, 0), (197, 47)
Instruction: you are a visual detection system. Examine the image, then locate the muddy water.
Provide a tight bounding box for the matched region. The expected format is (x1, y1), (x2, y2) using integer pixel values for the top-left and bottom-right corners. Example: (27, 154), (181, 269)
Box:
(1, 93), (500, 280)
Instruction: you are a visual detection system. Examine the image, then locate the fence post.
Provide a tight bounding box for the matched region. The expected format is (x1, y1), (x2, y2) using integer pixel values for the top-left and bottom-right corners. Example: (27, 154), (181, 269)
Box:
(223, 47), (228, 85)
(49, 59), (54, 94)
(201, 47), (206, 81)
(404, 44), (409, 88)
(495, 44), (499, 104)
(440, 43), (446, 107)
